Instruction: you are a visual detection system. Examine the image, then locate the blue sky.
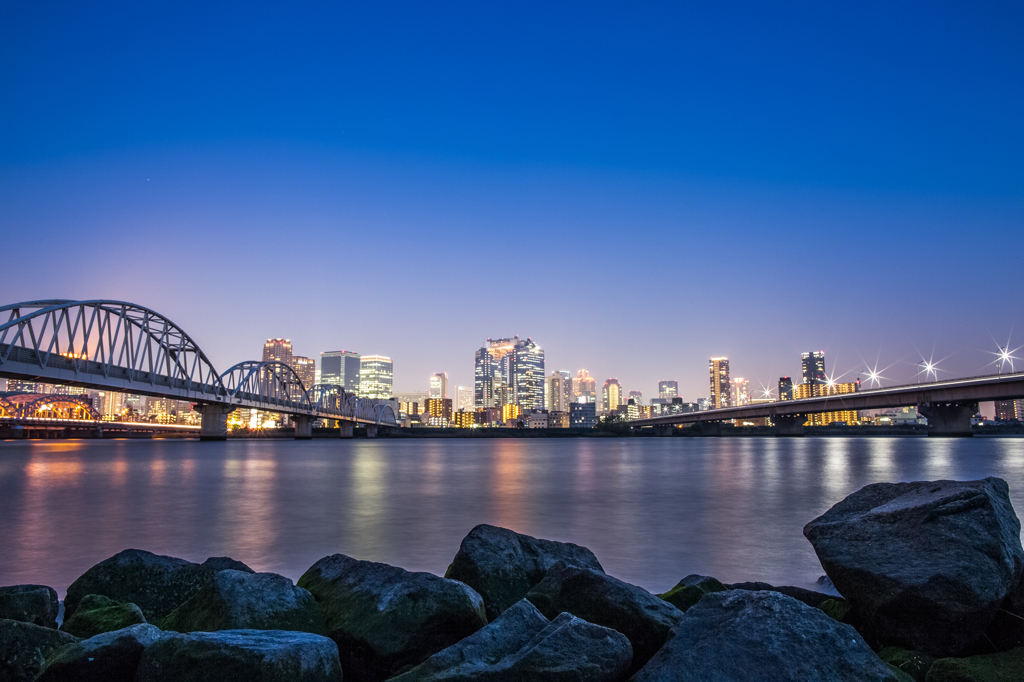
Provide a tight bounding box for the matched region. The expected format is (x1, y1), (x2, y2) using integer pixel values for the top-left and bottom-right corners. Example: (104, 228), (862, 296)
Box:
(2, 2), (1022, 399)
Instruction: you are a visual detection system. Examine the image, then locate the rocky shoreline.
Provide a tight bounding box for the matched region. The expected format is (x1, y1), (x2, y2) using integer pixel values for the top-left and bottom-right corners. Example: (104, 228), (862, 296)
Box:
(2, 477), (1022, 681)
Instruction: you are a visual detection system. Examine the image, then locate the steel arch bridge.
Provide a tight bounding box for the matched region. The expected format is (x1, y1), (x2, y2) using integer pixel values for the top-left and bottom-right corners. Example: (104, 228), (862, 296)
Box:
(0, 300), (398, 435)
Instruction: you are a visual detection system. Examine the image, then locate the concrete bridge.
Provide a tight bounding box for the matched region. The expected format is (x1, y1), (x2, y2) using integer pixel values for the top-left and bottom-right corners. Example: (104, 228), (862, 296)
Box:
(0, 300), (398, 440)
(630, 371), (1024, 437)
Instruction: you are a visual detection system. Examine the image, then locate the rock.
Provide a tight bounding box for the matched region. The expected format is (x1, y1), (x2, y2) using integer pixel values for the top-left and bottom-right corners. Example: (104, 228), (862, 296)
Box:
(0, 585), (59, 628)
(658, 574), (728, 612)
(983, 570), (1024, 651)
(200, 557), (254, 573)
(525, 559), (682, 675)
(887, 663), (917, 682)
(631, 590), (899, 682)
(134, 629), (342, 682)
(0, 618), (79, 682)
(64, 549), (209, 623)
(925, 648), (1024, 682)
(445, 524), (604, 620)
(298, 553), (487, 682)
(392, 598), (632, 682)
(60, 594), (146, 639)
(879, 647), (936, 682)
(803, 478), (1024, 656)
(160, 570), (326, 635)
(818, 598), (852, 623)
(728, 581), (836, 608)
(36, 623), (165, 682)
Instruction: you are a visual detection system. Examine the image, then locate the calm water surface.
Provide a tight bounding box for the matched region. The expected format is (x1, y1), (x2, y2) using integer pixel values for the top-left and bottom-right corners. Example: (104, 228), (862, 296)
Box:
(1, 437), (1022, 597)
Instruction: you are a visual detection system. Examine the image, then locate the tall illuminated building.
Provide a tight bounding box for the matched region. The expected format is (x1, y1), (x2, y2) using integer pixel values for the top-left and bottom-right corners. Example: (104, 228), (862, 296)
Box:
(731, 378), (750, 406)
(320, 351), (361, 391)
(801, 351), (826, 385)
(601, 378), (622, 413)
(424, 397), (453, 426)
(474, 336), (545, 410)
(778, 376), (793, 401)
(293, 356), (315, 395)
(793, 381), (859, 425)
(559, 370), (572, 409)
(658, 381), (679, 400)
(629, 390), (643, 405)
(546, 371), (567, 412)
(572, 369), (596, 402)
(429, 372), (448, 400)
(995, 401), (1019, 421)
(456, 386), (474, 412)
(263, 339), (294, 366)
(359, 355), (393, 398)
(709, 357), (731, 409)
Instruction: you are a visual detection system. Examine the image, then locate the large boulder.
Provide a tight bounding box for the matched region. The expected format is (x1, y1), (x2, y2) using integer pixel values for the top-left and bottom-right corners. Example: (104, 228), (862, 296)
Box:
(160, 570), (326, 635)
(727, 581), (836, 608)
(392, 598), (632, 682)
(64, 549), (247, 623)
(983, 569), (1024, 651)
(298, 554), (487, 681)
(925, 648), (1024, 682)
(445, 524), (605, 620)
(0, 585), (59, 628)
(803, 478), (1024, 656)
(0, 618), (79, 682)
(525, 559), (682, 675)
(60, 594), (146, 639)
(134, 629), (342, 682)
(659, 575), (728, 612)
(36, 623), (165, 682)
(631, 590), (899, 681)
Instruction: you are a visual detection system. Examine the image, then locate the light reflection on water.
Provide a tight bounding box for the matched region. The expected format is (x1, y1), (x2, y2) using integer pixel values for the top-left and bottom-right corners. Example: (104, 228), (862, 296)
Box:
(0, 437), (1021, 597)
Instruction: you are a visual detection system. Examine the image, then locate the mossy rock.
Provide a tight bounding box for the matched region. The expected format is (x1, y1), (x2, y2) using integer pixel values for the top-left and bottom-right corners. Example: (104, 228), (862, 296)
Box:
(658, 574), (728, 612)
(925, 648), (1024, 682)
(818, 598), (852, 623)
(61, 594), (146, 639)
(880, 647), (935, 682)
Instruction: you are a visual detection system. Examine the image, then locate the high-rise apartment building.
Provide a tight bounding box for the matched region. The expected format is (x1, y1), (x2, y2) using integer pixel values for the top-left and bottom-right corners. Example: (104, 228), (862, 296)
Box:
(731, 378), (750, 406)
(456, 386), (474, 412)
(572, 369), (596, 401)
(293, 356), (315, 394)
(601, 378), (622, 413)
(658, 381), (679, 400)
(570, 399), (598, 428)
(263, 339), (294, 366)
(429, 372), (448, 400)
(424, 397), (453, 427)
(709, 357), (731, 409)
(546, 371), (567, 412)
(559, 370), (572, 409)
(778, 376), (793, 401)
(995, 400), (1020, 421)
(793, 381), (859, 425)
(801, 351), (826, 385)
(359, 355), (393, 399)
(320, 351), (361, 392)
(628, 390), (643, 405)
(473, 336), (545, 410)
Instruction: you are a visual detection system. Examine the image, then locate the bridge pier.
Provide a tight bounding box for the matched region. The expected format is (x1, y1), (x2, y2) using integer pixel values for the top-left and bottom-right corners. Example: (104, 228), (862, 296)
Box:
(195, 403), (234, 441)
(918, 401), (977, 437)
(366, 425), (378, 438)
(338, 421), (354, 438)
(773, 414), (805, 437)
(293, 415), (313, 440)
(653, 424), (674, 437)
(695, 421), (721, 437)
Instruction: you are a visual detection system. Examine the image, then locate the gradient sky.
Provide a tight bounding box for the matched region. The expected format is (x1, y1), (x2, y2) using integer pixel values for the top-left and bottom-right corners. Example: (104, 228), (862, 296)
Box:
(2, 2), (1022, 401)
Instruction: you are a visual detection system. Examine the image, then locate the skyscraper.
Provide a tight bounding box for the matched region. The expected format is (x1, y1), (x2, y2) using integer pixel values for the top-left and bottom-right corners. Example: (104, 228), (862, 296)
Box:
(429, 372), (448, 400)
(559, 370), (572, 409)
(658, 381), (679, 400)
(320, 351), (361, 392)
(709, 357), (731, 409)
(456, 386), (474, 412)
(801, 351), (826, 385)
(628, 390), (643, 405)
(293, 356), (316, 395)
(731, 378), (750, 406)
(359, 355), (393, 398)
(778, 376), (793, 401)
(263, 339), (293, 366)
(546, 371), (567, 412)
(572, 369), (596, 401)
(602, 378), (622, 413)
(474, 336), (545, 410)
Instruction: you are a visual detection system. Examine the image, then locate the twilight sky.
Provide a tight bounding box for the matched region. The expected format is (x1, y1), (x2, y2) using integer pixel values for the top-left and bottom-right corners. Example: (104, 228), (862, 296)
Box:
(2, 2), (1022, 401)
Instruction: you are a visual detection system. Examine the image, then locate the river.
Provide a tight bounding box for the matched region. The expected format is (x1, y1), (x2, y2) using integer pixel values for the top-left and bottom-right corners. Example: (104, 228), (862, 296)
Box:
(1, 437), (1021, 597)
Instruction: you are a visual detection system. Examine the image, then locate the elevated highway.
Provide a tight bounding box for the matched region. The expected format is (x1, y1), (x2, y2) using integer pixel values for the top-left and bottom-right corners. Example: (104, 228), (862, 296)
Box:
(631, 371), (1024, 436)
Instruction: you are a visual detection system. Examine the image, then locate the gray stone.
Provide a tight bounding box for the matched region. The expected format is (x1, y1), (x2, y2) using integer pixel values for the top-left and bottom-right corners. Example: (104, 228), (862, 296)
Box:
(728, 581), (837, 608)
(526, 559), (682, 675)
(445, 524), (604, 620)
(0, 585), (59, 628)
(200, 557), (254, 573)
(392, 599), (631, 682)
(298, 553), (487, 682)
(659, 575), (728, 612)
(134, 629), (342, 682)
(60, 594), (147, 639)
(0, 618), (79, 682)
(803, 478), (1024, 656)
(160, 570), (326, 635)
(36, 623), (165, 682)
(630, 590), (899, 682)
(984, 569), (1024, 651)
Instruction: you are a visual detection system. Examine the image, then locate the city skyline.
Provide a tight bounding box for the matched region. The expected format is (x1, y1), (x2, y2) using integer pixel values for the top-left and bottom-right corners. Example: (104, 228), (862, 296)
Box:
(1, 4), (1020, 406)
